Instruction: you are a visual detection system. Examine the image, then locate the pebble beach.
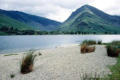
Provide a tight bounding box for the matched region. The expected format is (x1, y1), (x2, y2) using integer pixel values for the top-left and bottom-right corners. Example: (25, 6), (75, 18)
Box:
(0, 45), (117, 80)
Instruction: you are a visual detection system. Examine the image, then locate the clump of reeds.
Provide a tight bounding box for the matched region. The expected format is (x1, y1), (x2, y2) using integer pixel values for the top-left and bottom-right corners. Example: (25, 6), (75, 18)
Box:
(105, 40), (120, 57)
(81, 44), (95, 53)
(20, 51), (36, 74)
(81, 40), (96, 53)
(106, 45), (120, 57)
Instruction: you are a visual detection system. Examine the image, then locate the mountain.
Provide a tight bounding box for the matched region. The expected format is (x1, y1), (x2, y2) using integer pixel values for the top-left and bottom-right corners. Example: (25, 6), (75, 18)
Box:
(0, 9), (61, 31)
(1, 5), (120, 35)
(61, 5), (120, 34)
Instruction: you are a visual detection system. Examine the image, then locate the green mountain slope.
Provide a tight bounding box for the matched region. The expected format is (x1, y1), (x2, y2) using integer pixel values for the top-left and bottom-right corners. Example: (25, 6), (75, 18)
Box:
(61, 5), (120, 34)
(0, 14), (34, 30)
(0, 9), (61, 31)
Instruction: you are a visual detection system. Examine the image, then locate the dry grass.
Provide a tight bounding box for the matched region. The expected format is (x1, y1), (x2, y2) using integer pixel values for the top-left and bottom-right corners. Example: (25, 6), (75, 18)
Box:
(20, 51), (36, 74)
(81, 44), (95, 53)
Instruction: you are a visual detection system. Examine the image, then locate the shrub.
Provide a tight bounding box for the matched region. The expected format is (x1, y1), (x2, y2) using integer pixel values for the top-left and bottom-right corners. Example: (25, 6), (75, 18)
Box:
(81, 44), (95, 53)
(20, 51), (36, 74)
(106, 45), (120, 57)
(82, 40), (96, 45)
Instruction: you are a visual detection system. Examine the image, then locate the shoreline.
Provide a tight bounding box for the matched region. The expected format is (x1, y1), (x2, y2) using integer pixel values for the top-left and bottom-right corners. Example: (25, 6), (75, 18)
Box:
(0, 43), (79, 55)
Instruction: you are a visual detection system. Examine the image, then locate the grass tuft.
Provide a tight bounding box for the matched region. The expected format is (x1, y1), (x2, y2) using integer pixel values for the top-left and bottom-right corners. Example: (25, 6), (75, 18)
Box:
(20, 51), (36, 74)
(81, 44), (95, 53)
(106, 44), (120, 57)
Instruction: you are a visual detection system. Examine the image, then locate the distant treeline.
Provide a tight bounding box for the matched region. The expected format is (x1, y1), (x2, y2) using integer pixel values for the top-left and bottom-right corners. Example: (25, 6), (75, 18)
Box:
(0, 26), (118, 35)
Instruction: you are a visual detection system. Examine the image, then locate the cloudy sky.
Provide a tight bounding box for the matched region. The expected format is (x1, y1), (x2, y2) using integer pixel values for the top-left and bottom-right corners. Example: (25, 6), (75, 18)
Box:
(0, 0), (120, 22)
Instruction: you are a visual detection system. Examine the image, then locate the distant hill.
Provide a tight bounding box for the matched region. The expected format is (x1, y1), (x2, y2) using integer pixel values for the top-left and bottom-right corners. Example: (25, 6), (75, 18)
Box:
(61, 5), (120, 34)
(0, 9), (61, 31)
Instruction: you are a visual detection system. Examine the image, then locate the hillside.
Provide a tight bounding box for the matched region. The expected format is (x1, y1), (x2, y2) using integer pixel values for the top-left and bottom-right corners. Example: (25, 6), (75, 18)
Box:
(61, 5), (120, 34)
(0, 14), (34, 30)
(0, 9), (61, 31)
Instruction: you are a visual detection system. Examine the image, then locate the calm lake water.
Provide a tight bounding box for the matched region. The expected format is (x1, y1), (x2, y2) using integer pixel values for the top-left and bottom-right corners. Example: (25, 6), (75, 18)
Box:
(0, 35), (120, 54)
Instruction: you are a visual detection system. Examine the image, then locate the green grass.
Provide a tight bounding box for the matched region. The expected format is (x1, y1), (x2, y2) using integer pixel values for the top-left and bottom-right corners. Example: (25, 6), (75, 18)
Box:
(108, 56), (120, 80)
(81, 40), (97, 45)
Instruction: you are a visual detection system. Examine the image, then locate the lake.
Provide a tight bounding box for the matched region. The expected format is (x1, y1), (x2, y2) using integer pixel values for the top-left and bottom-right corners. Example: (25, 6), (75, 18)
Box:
(0, 35), (120, 54)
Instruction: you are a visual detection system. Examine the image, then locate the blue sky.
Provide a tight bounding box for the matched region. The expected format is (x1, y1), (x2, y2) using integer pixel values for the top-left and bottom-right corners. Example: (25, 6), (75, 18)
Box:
(0, 0), (120, 22)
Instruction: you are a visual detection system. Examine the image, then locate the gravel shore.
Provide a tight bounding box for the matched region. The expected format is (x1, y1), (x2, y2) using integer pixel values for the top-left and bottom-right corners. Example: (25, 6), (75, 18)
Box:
(0, 45), (117, 80)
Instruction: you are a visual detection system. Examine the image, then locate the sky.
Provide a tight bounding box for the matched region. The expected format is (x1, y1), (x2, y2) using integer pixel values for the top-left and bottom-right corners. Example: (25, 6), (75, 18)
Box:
(0, 0), (120, 22)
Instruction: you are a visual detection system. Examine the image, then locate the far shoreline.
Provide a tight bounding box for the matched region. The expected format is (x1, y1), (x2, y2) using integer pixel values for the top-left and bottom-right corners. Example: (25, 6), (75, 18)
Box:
(0, 43), (79, 55)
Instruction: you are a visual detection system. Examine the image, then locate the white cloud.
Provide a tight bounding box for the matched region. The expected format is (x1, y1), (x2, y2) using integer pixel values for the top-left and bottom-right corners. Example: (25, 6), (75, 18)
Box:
(90, 0), (120, 15)
(0, 0), (120, 22)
